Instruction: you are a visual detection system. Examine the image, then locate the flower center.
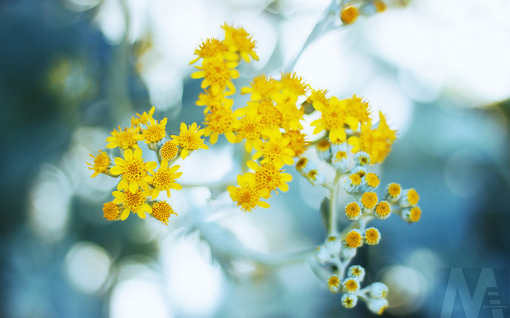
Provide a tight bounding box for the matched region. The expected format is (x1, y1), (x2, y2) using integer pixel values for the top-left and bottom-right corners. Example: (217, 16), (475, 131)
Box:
(103, 202), (119, 220)
(410, 207), (421, 222)
(345, 231), (362, 248)
(375, 201), (390, 217)
(407, 189), (420, 206)
(345, 202), (361, 217)
(124, 189), (145, 210)
(145, 125), (166, 143)
(117, 131), (138, 149)
(361, 192), (378, 209)
(153, 170), (175, 190)
(160, 141), (178, 160)
(124, 158), (147, 182)
(152, 201), (175, 225)
(180, 131), (201, 150)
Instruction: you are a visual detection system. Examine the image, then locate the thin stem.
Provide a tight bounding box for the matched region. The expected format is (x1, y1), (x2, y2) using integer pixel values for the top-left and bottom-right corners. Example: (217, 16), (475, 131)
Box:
(327, 171), (343, 235)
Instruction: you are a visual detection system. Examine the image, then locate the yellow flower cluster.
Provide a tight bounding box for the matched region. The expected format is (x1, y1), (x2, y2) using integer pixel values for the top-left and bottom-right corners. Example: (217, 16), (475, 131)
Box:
(87, 106), (209, 224)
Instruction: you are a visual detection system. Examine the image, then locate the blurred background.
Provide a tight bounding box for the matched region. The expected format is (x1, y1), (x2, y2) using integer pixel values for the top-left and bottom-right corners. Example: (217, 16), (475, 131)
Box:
(1, 0), (510, 317)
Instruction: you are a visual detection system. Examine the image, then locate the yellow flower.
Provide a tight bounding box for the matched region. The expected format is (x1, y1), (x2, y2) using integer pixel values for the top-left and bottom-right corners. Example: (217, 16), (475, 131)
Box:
(275, 96), (305, 131)
(283, 129), (309, 158)
(348, 111), (397, 164)
(160, 141), (178, 161)
(131, 106), (155, 127)
(240, 75), (281, 101)
(341, 6), (359, 25)
(253, 131), (295, 169)
(106, 126), (143, 150)
(228, 175), (270, 212)
(235, 108), (263, 152)
(311, 96), (358, 142)
(279, 72), (307, 97)
(191, 56), (239, 95)
(112, 187), (152, 220)
(189, 38), (238, 65)
(344, 94), (372, 130)
(196, 88), (234, 113)
(151, 201), (177, 225)
(146, 160), (182, 200)
(103, 202), (120, 221)
(253, 99), (284, 136)
(88, 150), (111, 177)
(222, 23), (259, 63)
(110, 148), (158, 193)
(307, 88), (328, 106)
(143, 117), (167, 145)
(171, 122), (209, 159)
(203, 105), (241, 144)
(244, 160), (293, 199)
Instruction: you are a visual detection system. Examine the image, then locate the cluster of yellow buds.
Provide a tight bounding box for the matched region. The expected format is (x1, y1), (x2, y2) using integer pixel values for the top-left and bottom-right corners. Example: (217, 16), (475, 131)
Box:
(340, 0), (388, 25)
(87, 107), (209, 224)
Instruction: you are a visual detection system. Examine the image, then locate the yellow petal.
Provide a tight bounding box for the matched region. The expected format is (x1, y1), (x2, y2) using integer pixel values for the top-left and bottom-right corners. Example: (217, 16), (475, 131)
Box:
(110, 166), (123, 175)
(129, 182), (138, 193)
(210, 132), (218, 145)
(136, 209), (146, 219)
(225, 131), (237, 143)
(257, 201), (270, 208)
(279, 182), (289, 192)
(191, 71), (205, 79)
(121, 209), (130, 220)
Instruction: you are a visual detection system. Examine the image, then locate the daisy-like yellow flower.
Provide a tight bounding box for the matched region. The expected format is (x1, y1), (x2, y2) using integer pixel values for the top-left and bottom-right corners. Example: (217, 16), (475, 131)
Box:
(222, 23), (259, 63)
(151, 201), (177, 225)
(228, 175), (270, 212)
(146, 160), (182, 200)
(171, 122), (209, 159)
(235, 108), (263, 152)
(253, 131), (295, 168)
(112, 187), (152, 220)
(240, 75), (281, 101)
(191, 56), (239, 95)
(283, 129), (309, 158)
(254, 99), (284, 136)
(279, 72), (308, 97)
(189, 38), (238, 65)
(307, 88), (328, 106)
(344, 94), (372, 130)
(203, 105), (241, 144)
(311, 96), (358, 142)
(348, 111), (397, 164)
(244, 160), (293, 199)
(131, 106), (155, 127)
(143, 117), (167, 145)
(275, 96), (305, 131)
(88, 150), (111, 177)
(196, 88), (234, 113)
(106, 126), (144, 150)
(110, 148), (158, 193)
